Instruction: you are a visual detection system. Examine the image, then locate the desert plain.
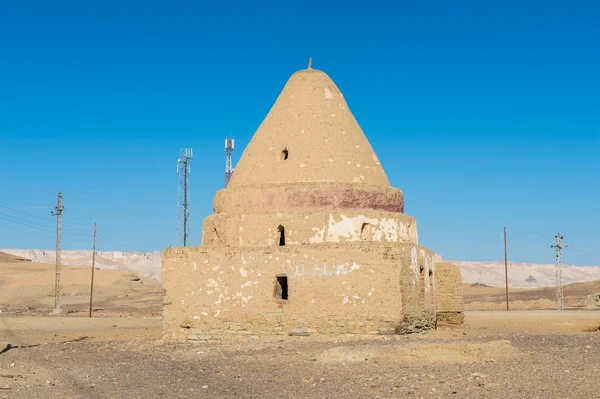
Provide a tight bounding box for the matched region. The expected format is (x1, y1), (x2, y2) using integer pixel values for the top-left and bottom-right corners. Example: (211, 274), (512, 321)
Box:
(1, 251), (599, 398)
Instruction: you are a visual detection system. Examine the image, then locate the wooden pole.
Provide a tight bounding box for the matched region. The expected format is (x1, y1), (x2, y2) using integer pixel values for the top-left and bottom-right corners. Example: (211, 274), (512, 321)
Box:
(504, 226), (509, 311)
(89, 223), (96, 317)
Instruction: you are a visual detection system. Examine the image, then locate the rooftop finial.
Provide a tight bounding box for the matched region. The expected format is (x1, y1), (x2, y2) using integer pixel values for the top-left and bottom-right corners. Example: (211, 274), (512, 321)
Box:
(308, 57), (312, 70)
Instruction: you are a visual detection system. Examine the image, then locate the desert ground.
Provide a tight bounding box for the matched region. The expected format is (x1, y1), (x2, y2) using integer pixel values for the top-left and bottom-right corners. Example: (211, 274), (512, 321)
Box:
(464, 280), (600, 310)
(1, 252), (599, 398)
(0, 251), (161, 318)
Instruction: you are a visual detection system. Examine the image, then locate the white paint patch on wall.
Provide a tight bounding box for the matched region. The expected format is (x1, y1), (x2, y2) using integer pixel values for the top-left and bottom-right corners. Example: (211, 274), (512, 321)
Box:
(411, 247), (419, 279)
(314, 214), (411, 243)
(309, 227), (325, 243)
(339, 294), (365, 305)
(379, 218), (398, 242)
(282, 262), (360, 279)
(325, 214), (378, 242)
(240, 281), (258, 288)
(206, 278), (218, 288)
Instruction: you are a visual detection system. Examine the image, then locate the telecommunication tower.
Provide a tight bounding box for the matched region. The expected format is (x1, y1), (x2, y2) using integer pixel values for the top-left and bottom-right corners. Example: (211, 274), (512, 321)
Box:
(51, 192), (64, 310)
(225, 138), (234, 188)
(177, 148), (193, 246)
(550, 233), (569, 310)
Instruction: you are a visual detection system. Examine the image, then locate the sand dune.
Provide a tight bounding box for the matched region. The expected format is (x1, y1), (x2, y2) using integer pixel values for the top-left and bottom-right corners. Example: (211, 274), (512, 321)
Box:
(0, 253), (161, 317)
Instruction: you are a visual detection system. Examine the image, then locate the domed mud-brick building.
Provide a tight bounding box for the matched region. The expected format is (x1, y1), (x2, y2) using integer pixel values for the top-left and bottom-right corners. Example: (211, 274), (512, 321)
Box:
(162, 63), (463, 341)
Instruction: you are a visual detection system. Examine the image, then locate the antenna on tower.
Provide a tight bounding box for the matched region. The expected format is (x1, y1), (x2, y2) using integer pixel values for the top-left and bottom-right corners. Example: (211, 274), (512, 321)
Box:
(177, 148), (193, 246)
(225, 138), (234, 188)
(550, 233), (569, 310)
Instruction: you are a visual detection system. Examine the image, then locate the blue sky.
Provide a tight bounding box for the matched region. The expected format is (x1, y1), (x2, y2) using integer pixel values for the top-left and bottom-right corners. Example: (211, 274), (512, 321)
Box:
(0, 1), (598, 265)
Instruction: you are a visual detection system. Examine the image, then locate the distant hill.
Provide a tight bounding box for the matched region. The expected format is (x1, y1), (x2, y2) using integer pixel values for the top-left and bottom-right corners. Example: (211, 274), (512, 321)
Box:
(463, 279), (600, 310)
(0, 251), (31, 263)
(454, 260), (600, 288)
(2, 249), (598, 288)
(0, 249), (160, 316)
(1, 249), (161, 281)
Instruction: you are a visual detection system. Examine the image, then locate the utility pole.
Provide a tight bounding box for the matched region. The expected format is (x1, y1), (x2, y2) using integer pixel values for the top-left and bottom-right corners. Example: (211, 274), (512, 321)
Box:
(177, 148), (193, 246)
(89, 223), (96, 317)
(225, 138), (235, 188)
(51, 192), (64, 312)
(550, 233), (569, 310)
(503, 227), (509, 311)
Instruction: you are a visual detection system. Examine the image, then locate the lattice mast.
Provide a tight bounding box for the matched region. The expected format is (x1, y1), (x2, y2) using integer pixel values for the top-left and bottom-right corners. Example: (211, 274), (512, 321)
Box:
(177, 148), (193, 246)
(550, 233), (569, 310)
(51, 192), (64, 310)
(225, 138), (234, 188)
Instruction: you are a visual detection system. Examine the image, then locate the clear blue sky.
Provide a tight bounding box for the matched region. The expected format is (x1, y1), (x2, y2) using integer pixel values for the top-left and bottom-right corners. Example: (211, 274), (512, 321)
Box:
(1, 1), (598, 265)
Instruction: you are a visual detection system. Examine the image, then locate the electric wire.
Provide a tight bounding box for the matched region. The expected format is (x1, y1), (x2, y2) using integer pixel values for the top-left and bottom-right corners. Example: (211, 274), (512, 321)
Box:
(0, 222), (56, 240)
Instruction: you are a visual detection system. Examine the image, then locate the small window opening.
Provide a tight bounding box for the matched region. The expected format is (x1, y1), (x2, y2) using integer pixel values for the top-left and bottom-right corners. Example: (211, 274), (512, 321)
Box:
(360, 223), (371, 241)
(429, 269), (433, 278)
(274, 276), (288, 300)
(419, 266), (425, 303)
(277, 225), (285, 246)
(280, 148), (289, 161)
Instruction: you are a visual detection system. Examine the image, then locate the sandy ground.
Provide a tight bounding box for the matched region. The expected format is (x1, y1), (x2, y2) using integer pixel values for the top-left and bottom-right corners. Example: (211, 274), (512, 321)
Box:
(463, 280), (600, 310)
(2, 253), (600, 398)
(0, 256), (161, 317)
(0, 311), (599, 398)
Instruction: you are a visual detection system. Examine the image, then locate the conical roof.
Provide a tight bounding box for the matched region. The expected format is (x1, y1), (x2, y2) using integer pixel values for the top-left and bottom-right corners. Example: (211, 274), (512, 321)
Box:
(227, 67), (390, 188)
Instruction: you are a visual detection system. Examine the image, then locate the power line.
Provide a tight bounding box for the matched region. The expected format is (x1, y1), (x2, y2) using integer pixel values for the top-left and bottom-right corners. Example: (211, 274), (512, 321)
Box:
(0, 209), (148, 251)
(95, 236), (140, 253)
(0, 204), (90, 228)
(0, 204), (53, 221)
(96, 226), (142, 247)
(550, 233), (569, 311)
(51, 193), (64, 311)
(503, 227), (509, 311)
(89, 223), (97, 318)
(0, 213), (92, 237)
(0, 201), (164, 227)
(96, 232), (142, 253)
(0, 222), (56, 240)
(0, 214), (56, 233)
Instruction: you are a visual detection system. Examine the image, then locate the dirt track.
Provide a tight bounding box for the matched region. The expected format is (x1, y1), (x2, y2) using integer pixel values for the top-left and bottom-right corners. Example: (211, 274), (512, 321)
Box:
(1, 311), (599, 399)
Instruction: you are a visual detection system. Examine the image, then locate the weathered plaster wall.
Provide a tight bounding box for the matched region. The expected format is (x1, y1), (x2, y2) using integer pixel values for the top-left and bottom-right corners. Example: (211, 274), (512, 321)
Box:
(202, 211), (418, 247)
(227, 70), (391, 188)
(162, 66), (464, 342)
(214, 183), (404, 214)
(434, 262), (464, 326)
(162, 243), (437, 342)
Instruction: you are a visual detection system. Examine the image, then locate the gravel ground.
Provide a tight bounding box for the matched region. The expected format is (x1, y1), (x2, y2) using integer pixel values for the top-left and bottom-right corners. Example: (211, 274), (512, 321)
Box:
(1, 331), (599, 399)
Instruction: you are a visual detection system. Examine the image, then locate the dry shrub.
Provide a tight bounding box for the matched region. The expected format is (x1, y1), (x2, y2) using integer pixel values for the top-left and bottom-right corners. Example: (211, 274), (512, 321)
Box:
(582, 322), (600, 332)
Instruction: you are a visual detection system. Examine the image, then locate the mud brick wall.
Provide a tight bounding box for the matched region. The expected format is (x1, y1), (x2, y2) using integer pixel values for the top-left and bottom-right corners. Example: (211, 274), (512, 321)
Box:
(162, 243), (438, 342)
(434, 262), (464, 326)
(162, 67), (464, 342)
